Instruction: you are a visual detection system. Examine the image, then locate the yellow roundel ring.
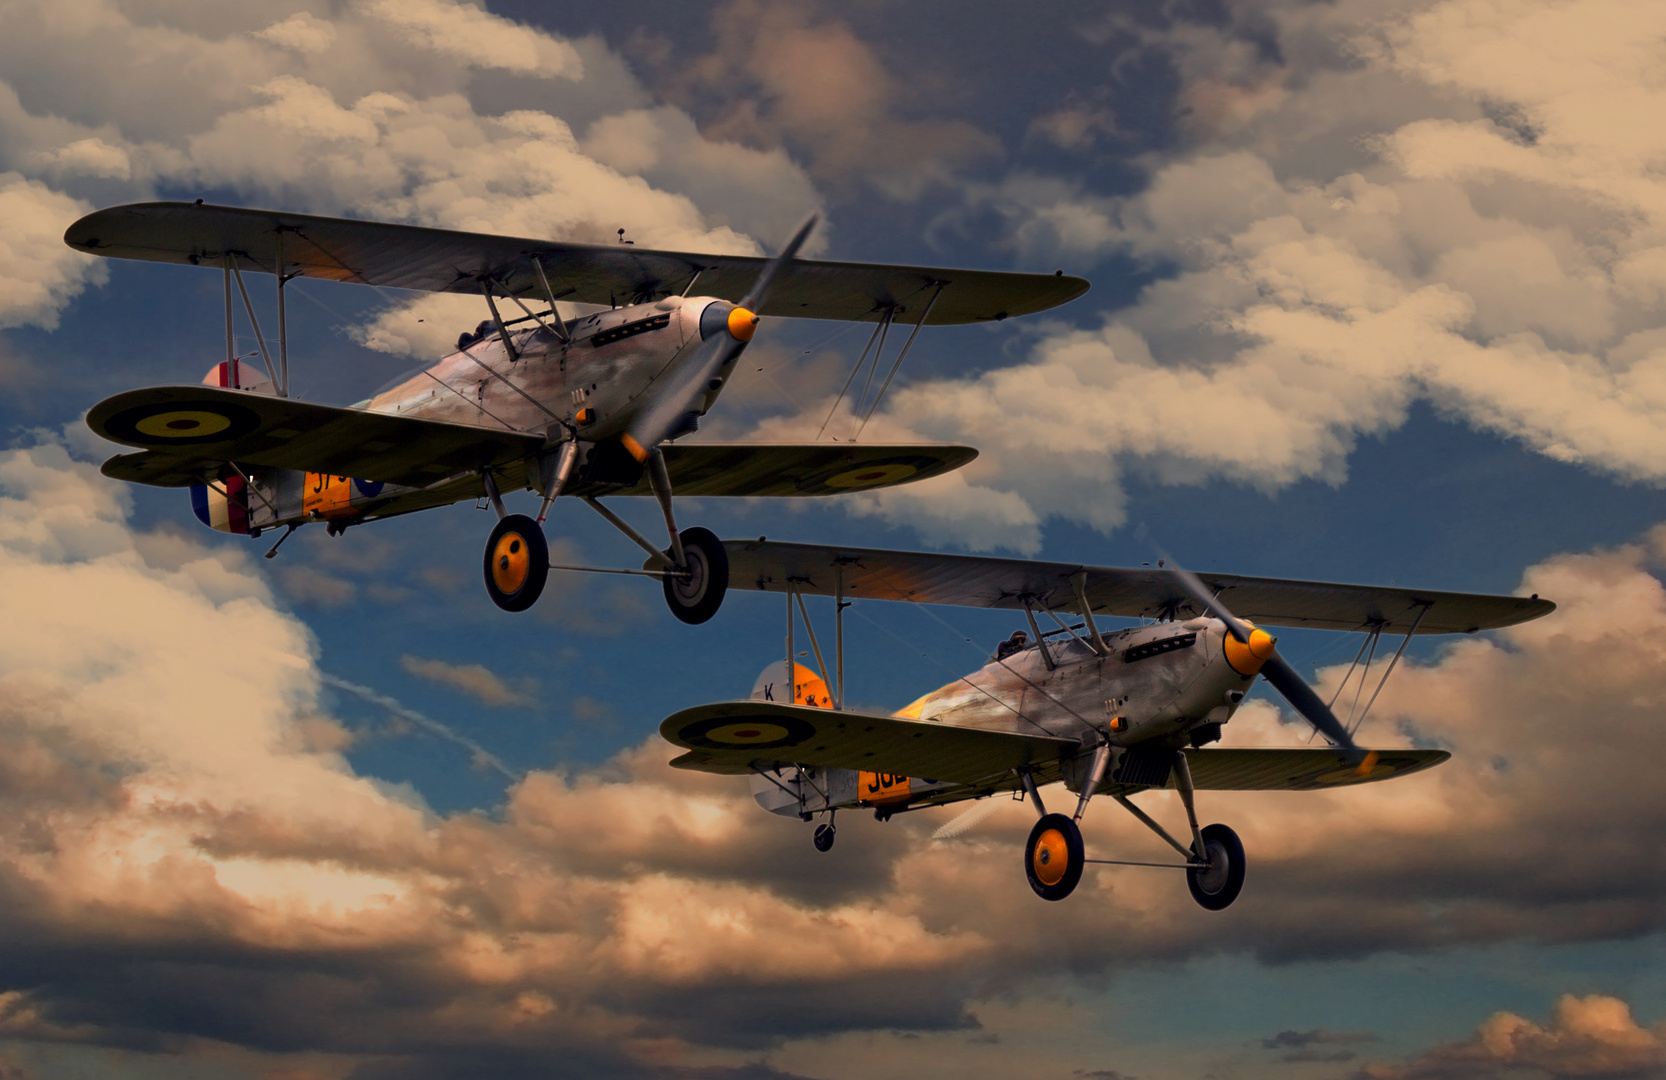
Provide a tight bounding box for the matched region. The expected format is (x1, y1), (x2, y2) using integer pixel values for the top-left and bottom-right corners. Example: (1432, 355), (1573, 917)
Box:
(825, 462), (919, 489)
(1032, 827), (1070, 886)
(677, 713), (817, 751)
(727, 306), (760, 342)
(491, 531), (532, 594)
(134, 410), (235, 439)
(701, 722), (793, 746)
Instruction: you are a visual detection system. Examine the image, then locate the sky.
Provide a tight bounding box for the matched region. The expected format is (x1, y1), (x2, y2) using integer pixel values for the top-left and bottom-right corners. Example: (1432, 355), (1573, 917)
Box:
(0, 0), (1664, 1077)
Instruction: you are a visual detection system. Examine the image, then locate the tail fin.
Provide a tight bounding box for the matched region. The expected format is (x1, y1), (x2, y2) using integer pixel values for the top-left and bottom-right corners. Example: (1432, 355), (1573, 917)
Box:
(190, 472), (250, 534)
(750, 661), (833, 709)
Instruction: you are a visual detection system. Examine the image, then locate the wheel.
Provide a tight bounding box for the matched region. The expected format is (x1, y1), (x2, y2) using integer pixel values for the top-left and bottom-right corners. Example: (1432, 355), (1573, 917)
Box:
(1024, 813), (1084, 901)
(813, 823), (836, 852)
(482, 514), (549, 612)
(662, 525), (728, 625)
(1187, 823), (1246, 911)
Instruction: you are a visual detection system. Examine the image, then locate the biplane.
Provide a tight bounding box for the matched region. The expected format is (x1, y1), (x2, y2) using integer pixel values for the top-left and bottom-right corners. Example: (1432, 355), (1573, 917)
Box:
(68, 202), (1087, 622)
(660, 540), (1555, 908)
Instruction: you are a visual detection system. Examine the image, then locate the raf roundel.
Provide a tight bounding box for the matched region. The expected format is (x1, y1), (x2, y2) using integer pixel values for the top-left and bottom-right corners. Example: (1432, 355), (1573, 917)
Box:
(103, 399), (262, 446)
(677, 713), (816, 752)
(823, 460), (920, 490)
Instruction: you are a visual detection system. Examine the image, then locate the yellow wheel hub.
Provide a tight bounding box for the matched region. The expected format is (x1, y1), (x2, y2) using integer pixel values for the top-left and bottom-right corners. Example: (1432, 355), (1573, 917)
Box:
(1032, 827), (1070, 886)
(492, 532), (531, 594)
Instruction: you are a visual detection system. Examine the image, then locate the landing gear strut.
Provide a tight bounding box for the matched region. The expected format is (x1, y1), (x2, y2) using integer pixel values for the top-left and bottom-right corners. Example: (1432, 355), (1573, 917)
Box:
(475, 444), (729, 621)
(1018, 748), (1250, 910)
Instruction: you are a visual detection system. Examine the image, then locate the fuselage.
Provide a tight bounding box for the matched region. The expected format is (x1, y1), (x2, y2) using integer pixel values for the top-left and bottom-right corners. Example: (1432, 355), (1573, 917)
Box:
(751, 618), (1258, 816)
(360, 295), (738, 439)
(191, 296), (743, 535)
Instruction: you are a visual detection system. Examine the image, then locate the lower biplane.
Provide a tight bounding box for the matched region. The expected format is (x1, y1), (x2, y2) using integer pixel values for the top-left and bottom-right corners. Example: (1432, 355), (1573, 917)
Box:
(661, 540), (1555, 908)
(69, 202), (1086, 622)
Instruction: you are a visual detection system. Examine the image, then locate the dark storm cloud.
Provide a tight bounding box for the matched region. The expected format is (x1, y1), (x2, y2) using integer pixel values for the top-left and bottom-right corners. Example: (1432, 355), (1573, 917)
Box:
(1262, 1029), (1378, 1050)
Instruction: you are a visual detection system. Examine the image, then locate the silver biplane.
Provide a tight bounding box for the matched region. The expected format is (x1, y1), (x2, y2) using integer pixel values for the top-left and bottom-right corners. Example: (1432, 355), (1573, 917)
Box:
(661, 540), (1555, 908)
(68, 202), (1086, 622)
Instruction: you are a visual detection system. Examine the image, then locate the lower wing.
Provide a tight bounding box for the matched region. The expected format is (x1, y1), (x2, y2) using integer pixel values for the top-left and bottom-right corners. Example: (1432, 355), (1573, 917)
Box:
(92, 386), (975, 498)
(662, 699), (1448, 793)
(88, 385), (542, 488)
(660, 700), (1079, 785)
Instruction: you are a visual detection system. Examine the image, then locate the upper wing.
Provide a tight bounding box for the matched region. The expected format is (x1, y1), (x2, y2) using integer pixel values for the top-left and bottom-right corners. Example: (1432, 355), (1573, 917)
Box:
(722, 540), (1555, 635)
(660, 701), (1080, 784)
(88, 385), (543, 487)
(593, 442), (975, 498)
(66, 202), (1089, 324)
(1164, 747), (1449, 792)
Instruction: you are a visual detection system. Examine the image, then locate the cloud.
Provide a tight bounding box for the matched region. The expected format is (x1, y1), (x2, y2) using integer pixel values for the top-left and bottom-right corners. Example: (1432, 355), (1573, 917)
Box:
(2, 438), (1666, 1076)
(0, 172), (105, 330)
(657, 0), (1001, 197)
(1262, 1028), (1378, 1064)
(399, 654), (534, 708)
(252, 12), (337, 55)
(0, 0), (821, 336)
(278, 564), (357, 607)
(1359, 994), (1666, 1079)
(813, 0), (1666, 548)
(1263, 1029), (1378, 1049)
(357, 0), (584, 79)
(351, 293), (502, 360)
(324, 673), (517, 779)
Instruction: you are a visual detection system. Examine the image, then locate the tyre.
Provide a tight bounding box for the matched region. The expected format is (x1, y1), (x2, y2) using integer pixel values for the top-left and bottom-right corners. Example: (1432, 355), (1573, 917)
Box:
(813, 823), (836, 852)
(483, 514), (549, 612)
(663, 526), (728, 624)
(1186, 823), (1246, 911)
(1023, 813), (1084, 901)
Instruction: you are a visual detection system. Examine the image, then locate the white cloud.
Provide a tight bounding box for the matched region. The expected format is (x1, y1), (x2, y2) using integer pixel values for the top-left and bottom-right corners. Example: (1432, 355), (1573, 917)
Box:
(29, 136), (130, 179)
(399, 654), (533, 707)
(357, 0), (583, 79)
(1360, 993), (1666, 1079)
(0, 0), (822, 337)
(352, 292), (497, 359)
(252, 12), (337, 55)
(825, 0), (1666, 547)
(0, 172), (106, 330)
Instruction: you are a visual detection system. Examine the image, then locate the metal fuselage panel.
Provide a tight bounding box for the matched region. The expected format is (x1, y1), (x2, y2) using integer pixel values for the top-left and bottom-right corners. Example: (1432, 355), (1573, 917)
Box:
(752, 619), (1258, 817)
(215, 297), (723, 532)
(363, 297), (708, 437)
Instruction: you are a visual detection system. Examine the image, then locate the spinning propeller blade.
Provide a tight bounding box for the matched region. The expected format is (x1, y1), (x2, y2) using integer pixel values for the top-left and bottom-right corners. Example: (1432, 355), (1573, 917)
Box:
(1164, 559), (1371, 765)
(623, 215), (819, 462)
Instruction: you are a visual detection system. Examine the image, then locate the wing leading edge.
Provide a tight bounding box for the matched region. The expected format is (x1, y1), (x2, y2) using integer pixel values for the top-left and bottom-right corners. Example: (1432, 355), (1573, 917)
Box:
(721, 539), (1555, 635)
(65, 202), (1089, 324)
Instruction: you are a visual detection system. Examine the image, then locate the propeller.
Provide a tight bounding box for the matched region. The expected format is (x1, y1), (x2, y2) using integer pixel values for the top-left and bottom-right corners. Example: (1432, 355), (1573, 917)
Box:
(621, 214), (820, 463)
(1162, 558), (1378, 772)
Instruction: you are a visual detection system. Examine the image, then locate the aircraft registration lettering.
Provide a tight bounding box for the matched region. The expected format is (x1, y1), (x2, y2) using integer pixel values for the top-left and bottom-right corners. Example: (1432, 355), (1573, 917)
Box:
(860, 771), (910, 805)
(303, 472), (355, 519)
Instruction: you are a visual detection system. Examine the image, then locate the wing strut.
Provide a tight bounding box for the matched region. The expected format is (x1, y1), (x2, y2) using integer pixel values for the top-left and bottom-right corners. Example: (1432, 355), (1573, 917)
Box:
(817, 307), (892, 439)
(227, 255), (282, 395)
(854, 281), (945, 440)
(1347, 603), (1429, 736)
(479, 279), (520, 361)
